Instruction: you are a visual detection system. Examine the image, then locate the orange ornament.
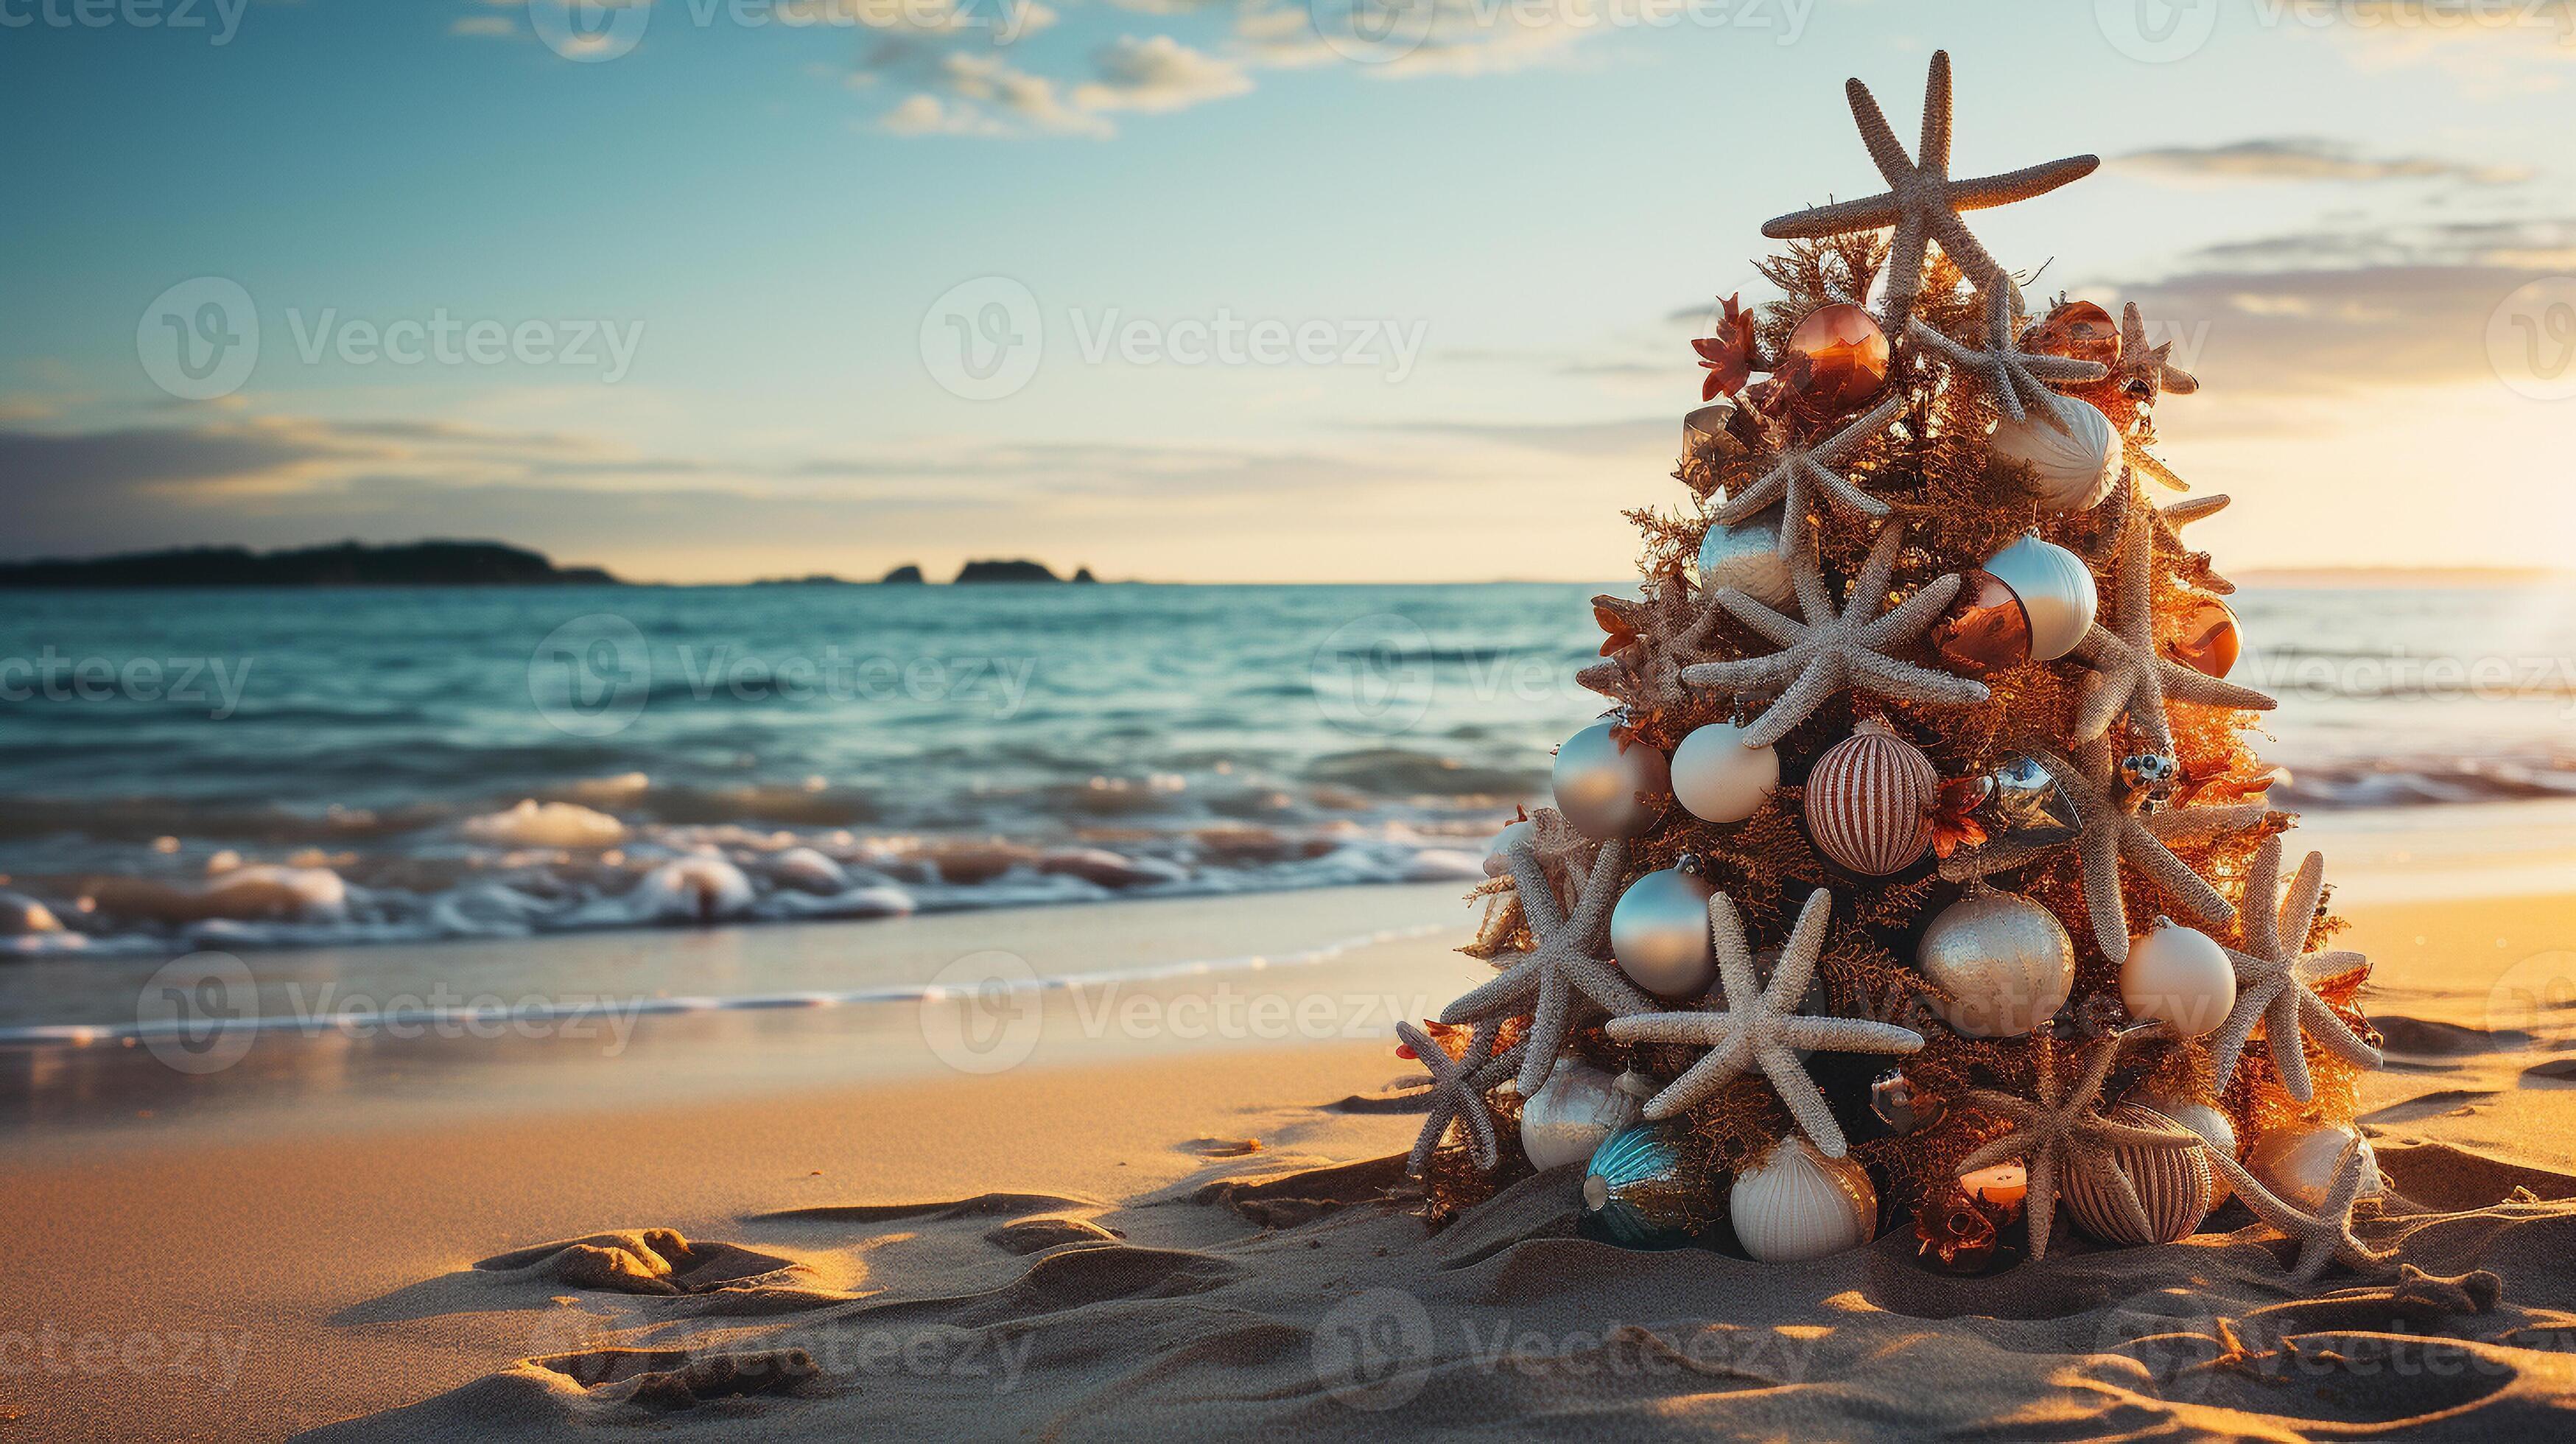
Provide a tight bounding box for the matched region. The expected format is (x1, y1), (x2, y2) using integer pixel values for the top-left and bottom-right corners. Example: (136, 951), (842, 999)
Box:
(1780, 302), (1891, 414)
(1929, 567), (2033, 676)
(2161, 598), (2242, 679)
(2024, 299), (2121, 370)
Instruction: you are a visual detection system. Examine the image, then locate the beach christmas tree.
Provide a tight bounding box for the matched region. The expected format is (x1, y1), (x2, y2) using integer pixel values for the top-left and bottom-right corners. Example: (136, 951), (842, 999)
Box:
(1406, 51), (2394, 1280)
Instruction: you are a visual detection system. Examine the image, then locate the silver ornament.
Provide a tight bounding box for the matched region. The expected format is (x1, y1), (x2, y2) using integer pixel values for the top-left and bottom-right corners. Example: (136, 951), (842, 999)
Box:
(2134, 1093), (2239, 1205)
(1481, 817), (1534, 877)
(1982, 532), (2099, 662)
(1669, 721), (1780, 824)
(2118, 752), (2180, 808)
(1989, 752), (2082, 847)
(1520, 1059), (1651, 1171)
(1696, 504), (1800, 611)
(1916, 889), (2075, 1038)
(1610, 861), (1717, 998)
(1551, 721), (1670, 840)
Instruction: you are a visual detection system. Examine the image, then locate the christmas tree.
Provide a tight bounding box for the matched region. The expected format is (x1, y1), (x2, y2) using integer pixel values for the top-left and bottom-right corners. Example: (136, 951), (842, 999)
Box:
(1407, 51), (2392, 1281)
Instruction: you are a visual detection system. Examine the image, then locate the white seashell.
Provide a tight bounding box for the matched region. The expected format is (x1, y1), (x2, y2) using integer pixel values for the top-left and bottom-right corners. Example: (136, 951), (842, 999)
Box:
(2063, 1103), (2216, 1245)
(1982, 533), (2099, 662)
(1520, 1059), (1649, 1171)
(2133, 1094), (2239, 1205)
(1993, 395), (2121, 513)
(1728, 1137), (1877, 1263)
(2246, 1124), (2382, 1213)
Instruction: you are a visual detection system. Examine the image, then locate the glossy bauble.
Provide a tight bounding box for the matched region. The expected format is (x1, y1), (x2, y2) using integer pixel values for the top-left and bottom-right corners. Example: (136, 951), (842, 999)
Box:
(2024, 298), (2121, 368)
(1929, 567), (2034, 676)
(1696, 505), (1800, 611)
(2121, 917), (2239, 1038)
(1989, 752), (2085, 847)
(1611, 863), (1719, 998)
(1729, 1138), (1878, 1263)
(1481, 817), (1534, 878)
(1683, 402), (1744, 467)
(1916, 890), (2076, 1039)
(1982, 533), (2100, 662)
(1871, 1069), (1942, 1133)
(2134, 1094), (2240, 1205)
(1780, 302), (1892, 413)
(2162, 597), (2244, 679)
(1582, 1124), (1704, 1248)
(2247, 1124), (2382, 1213)
(2063, 1103), (2217, 1246)
(1803, 718), (1938, 876)
(1552, 721), (1670, 840)
(1521, 1059), (1651, 1171)
(1669, 721), (1781, 824)
(1993, 396), (2122, 513)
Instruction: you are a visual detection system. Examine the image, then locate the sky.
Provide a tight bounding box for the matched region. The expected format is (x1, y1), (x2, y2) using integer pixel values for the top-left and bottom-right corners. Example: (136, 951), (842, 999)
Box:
(4, 0), (2575, 583)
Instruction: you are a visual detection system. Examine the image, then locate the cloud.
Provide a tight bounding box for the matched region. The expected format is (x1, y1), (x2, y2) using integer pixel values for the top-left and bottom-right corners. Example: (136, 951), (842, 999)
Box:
(450, 15), (516, 36)
(2113, 138), (2533, 186)
(1073, 35), (1252, 113)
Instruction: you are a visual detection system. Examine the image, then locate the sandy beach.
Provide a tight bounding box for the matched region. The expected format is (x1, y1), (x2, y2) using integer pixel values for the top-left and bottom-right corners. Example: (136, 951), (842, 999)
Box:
(7, 845), (2576, 1442)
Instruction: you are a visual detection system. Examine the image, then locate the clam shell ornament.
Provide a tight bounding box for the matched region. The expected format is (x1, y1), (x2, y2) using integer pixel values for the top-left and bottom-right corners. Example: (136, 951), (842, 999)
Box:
(1696, 505), (1800, 611)
(1729, 1137), (1878, 1263)
(1552, 721), (1670, 840)
(2062, 1103), (2217, 1246)
(1982, 533), (2099, 662)
(1670, 721), (1780, 824)
(1582, 1124), (1704, 1248)
(1915, 889), (2075, 1039)
(1520, 1060), (1651, 1171)
(1610, 862), (1719, 998)
(2247, 1123), (2382, 1213)
(1993, 395), (2121, 513)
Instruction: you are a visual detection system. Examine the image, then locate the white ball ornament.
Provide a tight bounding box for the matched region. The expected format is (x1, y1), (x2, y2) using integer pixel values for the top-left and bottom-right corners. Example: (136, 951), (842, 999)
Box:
(2120, 916), (2239, 1038)
(2247, 1123), (2382, 1213)
(1610, 861), (1718, 998)
(1993, 395), (2122, 513)
(1981, 532), (2099, 662)
(1551, 721), (1670, 840)
(1669, 721), (1780, 824)
(1481, 817), (1534, 877)
(1729, 1137), (1878, 1263)
(1519, 1059), (1652, 1171)
(1915, 889), (2076, 1039)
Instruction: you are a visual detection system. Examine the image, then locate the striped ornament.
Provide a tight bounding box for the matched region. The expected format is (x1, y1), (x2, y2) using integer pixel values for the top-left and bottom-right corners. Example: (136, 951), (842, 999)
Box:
(2062, 1104), (2217, 1247)
(1802, 718), (1937, 876)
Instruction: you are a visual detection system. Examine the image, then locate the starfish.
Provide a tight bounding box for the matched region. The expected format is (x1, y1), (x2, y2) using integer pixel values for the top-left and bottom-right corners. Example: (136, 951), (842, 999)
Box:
(2067, 493), (2275, 754)
(1577, 589), (1732, 717)
(1761, 50), (2099, 333)
(1603, 888), (1921, 1157)
(1906, 287), (2108, 425)
(2113, 301), (2199, 401)
(2123, 438), (2191, 494)
(1712, 393), (1908, 557)
(1954, 1031), (2201, 1261)
(1679, 521), (1988, 748)
(1394, 1019), (1523, 1176)
(1940, 737), (2264, 961)
(2207, 835), (2383, 1101)
(1442, 837), (1654, 1096)
(2210, 1140), (2395, 1283)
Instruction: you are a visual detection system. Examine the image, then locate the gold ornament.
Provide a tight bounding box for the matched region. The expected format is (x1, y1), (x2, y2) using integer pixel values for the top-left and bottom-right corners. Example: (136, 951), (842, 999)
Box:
(1915, 888), (2075, 1039)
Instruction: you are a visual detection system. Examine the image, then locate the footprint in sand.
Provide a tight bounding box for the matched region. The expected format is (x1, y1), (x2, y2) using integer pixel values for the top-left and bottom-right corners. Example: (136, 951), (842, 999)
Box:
(2361, 1090), (2496, 1125)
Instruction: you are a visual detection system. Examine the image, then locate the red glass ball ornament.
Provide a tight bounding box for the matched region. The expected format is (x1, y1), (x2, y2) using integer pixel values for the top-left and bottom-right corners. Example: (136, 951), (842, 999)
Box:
(2024, 299), (2121, 369)
(1780, 303), (1892, 414)
(2161, 598), (2243, 679)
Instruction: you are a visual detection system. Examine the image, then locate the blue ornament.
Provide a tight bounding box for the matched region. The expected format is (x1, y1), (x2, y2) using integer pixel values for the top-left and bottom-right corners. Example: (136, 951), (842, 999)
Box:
(1580, 1124), (1705, 1248)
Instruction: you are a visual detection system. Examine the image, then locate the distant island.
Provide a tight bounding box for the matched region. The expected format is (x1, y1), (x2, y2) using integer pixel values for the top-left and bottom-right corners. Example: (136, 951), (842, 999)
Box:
(0, 541), (618, 588)
(952, 560), (1099, 585)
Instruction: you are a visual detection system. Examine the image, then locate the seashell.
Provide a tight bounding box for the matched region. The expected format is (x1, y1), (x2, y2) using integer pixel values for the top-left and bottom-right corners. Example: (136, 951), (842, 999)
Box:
(1993, 394), (2121, 513)
(1728, 1137), (1878, 1263)
(1696, 504), (1800, 611)
(1981, 533), (2099, 662)
(1916, 889), (2075, 1039)
(1520, 1060), (1650, 1171)
(2062, 1103), (2216, 1246)
(1582, 1124), (1705, 1248)
(2133, 1094), (2239, 1205)
(1481, 818), (1534, 877)
(1803, 718), (1937, 876)
(2246, 1123), (2382, 1213)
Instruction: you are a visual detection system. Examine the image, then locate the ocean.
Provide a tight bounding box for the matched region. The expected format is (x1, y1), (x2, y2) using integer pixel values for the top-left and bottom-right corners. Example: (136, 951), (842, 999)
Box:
(3, 580), (2573, 957)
